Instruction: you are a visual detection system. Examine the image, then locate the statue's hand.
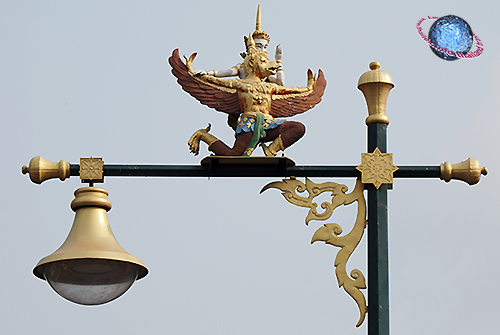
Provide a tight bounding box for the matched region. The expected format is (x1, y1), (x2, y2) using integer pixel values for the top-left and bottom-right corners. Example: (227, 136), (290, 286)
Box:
(275, 44), (283, 61)
(188, 124), (211, 156)
(183, 53), (197, 73)
(307, 69), (315, 87)
(193, 70), (207, 76)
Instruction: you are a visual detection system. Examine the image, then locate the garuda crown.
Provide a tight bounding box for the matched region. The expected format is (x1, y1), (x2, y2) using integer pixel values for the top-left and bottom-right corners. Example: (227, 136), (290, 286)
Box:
(244, 5), (270, 47)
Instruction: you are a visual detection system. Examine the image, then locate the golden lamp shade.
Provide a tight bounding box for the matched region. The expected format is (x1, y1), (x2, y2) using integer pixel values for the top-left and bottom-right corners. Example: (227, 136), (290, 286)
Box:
(33, 187), (148, 305)
(357, 61), (394, 125)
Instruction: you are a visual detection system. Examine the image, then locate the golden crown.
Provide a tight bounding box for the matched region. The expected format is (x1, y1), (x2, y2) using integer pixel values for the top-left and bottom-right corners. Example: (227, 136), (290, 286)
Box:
(251, 5), (270, 42)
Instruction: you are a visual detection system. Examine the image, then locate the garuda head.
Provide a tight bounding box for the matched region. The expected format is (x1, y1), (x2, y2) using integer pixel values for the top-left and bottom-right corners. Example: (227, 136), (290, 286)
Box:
(243, 33), (279, 80)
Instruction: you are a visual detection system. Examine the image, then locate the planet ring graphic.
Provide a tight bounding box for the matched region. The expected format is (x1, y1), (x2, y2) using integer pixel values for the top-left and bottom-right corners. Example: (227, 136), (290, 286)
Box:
(416, 16), (483, 60)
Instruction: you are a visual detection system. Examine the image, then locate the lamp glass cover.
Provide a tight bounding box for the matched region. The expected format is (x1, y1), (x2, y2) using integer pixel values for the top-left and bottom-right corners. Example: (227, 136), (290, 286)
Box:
(43, 258), (139, 305)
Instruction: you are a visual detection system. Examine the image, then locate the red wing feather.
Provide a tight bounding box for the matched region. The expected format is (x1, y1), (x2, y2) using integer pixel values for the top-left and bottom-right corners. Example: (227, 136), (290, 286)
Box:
(169, 49), (241, 115)
(270, 69), (327, 118)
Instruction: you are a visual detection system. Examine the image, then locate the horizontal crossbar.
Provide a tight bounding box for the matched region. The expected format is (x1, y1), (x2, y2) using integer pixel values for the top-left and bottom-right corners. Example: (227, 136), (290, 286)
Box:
(70, 164), (440, 178)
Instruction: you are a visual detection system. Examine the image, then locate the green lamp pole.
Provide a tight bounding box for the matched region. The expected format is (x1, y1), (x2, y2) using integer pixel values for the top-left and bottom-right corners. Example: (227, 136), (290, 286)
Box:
(366, 124), (390, 335)
(358, 62), (393, 335)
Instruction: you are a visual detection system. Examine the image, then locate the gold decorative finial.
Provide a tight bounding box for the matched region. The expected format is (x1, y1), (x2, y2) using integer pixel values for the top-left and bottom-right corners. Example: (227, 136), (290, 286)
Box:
(22, 156), (70, 184)
(440, 158), (488, 185)
(256, 4), (262, 31)
(252, 5), (270, 42)
(369, 61), (380, 70)
(358, 61), (394, 125)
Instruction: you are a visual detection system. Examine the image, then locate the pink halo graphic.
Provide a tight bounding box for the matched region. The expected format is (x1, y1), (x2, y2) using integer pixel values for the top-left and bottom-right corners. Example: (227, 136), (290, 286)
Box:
(416, 16), (483, 59)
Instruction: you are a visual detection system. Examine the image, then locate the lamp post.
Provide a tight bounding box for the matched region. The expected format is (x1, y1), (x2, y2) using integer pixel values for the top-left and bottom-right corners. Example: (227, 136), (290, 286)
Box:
(358, 61), (394, 335)
(21, 62), (487, 333)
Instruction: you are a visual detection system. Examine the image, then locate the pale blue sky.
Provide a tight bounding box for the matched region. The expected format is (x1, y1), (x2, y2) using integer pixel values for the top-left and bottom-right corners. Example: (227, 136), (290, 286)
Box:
(1, 1), (499, 334)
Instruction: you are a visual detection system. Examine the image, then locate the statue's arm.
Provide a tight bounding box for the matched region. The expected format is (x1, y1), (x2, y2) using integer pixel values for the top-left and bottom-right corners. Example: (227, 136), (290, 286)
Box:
(183, 53), (240, 91)
(268, 69), (285, 86)
(215, 65), (240, 77)
(194, 73), (241, 90)
(267, 44), (285, 86)
(194, 64), (240, 77)
(274, 69), (314, 95)
(275, 84), (312, 95)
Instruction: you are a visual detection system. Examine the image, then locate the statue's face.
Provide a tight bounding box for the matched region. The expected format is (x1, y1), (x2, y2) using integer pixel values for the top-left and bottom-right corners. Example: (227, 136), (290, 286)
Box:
(254, 38), (268, 51)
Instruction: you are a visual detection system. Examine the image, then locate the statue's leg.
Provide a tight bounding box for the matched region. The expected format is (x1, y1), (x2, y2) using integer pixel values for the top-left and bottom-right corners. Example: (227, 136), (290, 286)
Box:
(209, 132), (253, 156)
(261, 121), (305, 156)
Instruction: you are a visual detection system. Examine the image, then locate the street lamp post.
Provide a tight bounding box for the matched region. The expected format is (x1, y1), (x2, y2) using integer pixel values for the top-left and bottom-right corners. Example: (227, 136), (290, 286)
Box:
(359, 62), (393, 335)
(21, 62), (487, 333)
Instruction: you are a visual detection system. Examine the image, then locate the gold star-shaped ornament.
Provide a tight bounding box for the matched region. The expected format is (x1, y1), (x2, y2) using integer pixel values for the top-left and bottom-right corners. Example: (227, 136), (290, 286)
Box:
(356, 147), (398, 189)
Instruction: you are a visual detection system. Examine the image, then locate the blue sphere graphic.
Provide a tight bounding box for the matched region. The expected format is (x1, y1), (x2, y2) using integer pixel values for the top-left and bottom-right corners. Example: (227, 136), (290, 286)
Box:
(428, 15), (473, 61)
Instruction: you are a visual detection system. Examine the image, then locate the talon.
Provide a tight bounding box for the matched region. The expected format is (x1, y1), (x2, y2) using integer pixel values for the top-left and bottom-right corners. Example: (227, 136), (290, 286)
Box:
(188, 124), (214, 156)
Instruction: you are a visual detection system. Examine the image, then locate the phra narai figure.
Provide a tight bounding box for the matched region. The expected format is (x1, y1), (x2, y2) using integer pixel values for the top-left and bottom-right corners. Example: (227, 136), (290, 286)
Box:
(194, 5), (285, 86)
(169, 32), (326, 157)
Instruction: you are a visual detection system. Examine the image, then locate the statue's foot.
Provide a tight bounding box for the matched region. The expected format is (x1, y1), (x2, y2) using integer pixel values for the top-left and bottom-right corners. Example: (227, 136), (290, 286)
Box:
(188, 124), (211, 156)
(188, 133), (201, 155)
(261, 135), (285, 157)
(261, 143), (276, 157)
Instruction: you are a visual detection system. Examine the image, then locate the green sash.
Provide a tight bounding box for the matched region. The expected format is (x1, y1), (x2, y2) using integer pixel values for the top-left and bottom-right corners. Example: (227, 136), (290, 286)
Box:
(242, 113), (267, 156)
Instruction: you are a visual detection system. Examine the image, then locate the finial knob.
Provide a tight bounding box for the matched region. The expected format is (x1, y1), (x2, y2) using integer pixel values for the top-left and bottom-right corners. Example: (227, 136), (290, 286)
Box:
(369, 61), (380, 70)
(22, 156), (70, 184)
(357, 61), (394, 125)
(440, 158), (487, 185)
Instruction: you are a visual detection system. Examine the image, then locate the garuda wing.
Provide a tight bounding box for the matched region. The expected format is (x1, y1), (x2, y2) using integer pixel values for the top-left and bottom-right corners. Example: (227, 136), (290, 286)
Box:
(270, 69), (326, 118)
(169, 49), (241, 116)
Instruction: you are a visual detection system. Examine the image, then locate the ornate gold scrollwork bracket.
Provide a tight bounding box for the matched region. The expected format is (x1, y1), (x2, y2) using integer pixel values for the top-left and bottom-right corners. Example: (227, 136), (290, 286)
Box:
(261, 178), (367, 327)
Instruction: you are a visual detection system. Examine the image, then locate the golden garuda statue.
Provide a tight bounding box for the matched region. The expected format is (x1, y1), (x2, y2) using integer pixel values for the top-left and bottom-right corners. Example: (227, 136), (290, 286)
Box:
(169, 12), (326, 157)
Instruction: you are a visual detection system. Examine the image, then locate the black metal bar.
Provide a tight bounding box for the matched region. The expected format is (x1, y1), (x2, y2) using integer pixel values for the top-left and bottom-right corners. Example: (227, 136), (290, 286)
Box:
(102, 165), (361, 178)
(394, 166), (440, 178)
(69, 164), (441, 178)
(70, 165), (80, 176)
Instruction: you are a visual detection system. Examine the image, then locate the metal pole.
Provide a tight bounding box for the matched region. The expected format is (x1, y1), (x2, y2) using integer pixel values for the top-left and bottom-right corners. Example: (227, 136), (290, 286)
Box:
(367, 123), (390, 335)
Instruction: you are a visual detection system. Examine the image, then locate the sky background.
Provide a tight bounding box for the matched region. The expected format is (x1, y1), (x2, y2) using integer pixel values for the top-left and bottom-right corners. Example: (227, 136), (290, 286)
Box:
(1, 1), (499, 334)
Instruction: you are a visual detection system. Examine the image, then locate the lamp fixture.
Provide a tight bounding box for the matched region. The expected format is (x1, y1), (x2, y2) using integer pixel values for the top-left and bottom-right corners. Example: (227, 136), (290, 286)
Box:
(32, 187), (148, 305)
